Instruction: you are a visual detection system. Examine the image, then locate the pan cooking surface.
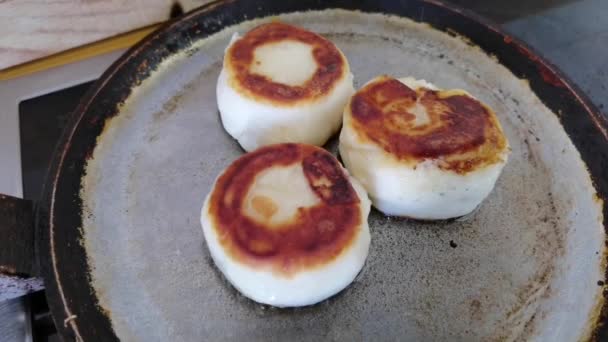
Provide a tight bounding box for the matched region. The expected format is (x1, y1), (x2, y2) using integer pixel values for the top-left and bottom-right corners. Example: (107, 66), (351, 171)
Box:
(79, 10), (604, 341)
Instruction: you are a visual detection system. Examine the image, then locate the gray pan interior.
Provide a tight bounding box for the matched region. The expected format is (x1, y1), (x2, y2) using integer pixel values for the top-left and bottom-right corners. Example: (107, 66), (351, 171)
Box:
(80, 10), (605, 342)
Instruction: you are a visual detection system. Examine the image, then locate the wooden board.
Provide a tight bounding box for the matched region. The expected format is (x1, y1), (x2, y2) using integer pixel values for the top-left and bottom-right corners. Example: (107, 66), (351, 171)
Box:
(0, 0), (213, 70)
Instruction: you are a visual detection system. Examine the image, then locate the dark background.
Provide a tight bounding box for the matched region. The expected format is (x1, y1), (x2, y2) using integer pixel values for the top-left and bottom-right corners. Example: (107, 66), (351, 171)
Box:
(450, 0), (607, 114)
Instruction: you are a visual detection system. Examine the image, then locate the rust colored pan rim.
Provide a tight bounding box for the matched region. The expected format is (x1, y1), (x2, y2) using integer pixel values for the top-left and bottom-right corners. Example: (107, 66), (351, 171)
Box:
(34, 0), (608, 341)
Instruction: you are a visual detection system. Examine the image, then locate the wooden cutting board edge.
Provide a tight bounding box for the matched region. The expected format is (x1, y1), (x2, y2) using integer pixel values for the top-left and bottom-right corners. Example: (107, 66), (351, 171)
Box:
(0, 24), (161, 82)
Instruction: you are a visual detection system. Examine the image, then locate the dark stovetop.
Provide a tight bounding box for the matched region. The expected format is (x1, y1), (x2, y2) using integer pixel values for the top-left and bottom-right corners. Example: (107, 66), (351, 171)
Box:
(5, 1), (607, 341)
(452, 0), (607, 113)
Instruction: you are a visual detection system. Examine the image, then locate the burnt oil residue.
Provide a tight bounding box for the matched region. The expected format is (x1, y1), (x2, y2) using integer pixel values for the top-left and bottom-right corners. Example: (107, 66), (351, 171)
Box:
(590, 205), (608, 342)
(145, 61), (222, 143)
(503, 41), (566, 89)
(152, 92), (184, 122)
(469, 299), (482, 321)
(499, 188), (582, 341)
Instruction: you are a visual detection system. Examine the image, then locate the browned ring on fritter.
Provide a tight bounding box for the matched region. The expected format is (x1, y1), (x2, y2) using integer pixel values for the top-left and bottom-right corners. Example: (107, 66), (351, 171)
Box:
(206, 144), (361, 276)
(348, 76), (508, 173)
(225, 22), (347, 105)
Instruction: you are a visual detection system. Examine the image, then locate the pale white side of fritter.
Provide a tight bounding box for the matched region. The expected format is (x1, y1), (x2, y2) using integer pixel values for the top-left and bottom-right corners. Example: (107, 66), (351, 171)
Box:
(201, 164), (371, 307)
(339, 77), (509, 220)
(217, 33), (354, 152)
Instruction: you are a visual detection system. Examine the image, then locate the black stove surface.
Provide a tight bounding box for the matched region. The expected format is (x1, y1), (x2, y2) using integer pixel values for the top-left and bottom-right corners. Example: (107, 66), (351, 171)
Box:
(20, 81), (95, 202)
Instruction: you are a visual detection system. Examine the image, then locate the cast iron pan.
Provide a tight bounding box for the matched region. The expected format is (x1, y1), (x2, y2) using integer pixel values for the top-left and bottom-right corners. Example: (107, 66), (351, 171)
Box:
(1, 0), (607, 341)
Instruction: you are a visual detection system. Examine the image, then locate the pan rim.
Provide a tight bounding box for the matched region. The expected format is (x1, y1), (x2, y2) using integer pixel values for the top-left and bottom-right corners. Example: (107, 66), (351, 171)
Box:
(36, 0), (608, 341)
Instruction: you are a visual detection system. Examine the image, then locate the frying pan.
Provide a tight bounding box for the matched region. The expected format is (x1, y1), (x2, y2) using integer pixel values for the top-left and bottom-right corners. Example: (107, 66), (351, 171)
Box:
(1, 0), (607, 341)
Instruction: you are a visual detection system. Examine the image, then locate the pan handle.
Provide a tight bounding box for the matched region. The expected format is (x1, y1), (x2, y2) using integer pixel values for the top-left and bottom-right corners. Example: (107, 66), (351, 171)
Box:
(0, 193), (44, 301)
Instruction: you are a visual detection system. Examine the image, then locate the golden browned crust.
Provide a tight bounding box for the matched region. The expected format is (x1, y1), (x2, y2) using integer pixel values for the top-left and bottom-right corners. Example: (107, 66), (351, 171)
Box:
(207, 143), (361, 276)
(348, 76), (508, 173)
(225, 22), (346, 105)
